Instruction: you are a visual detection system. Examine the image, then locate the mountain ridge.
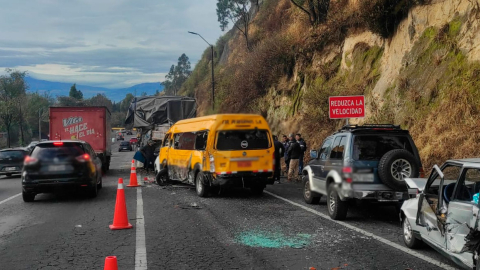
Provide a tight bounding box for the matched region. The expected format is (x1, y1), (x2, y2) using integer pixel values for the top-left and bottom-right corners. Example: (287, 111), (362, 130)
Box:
(25, 77), (164, 102)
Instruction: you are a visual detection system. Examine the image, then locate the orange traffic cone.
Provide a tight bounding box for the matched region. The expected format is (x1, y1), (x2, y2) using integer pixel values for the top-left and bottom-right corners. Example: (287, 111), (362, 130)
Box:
(104, 256), (118, 270)
(127, 160), (140, 187)
(109, 178), (133, 230)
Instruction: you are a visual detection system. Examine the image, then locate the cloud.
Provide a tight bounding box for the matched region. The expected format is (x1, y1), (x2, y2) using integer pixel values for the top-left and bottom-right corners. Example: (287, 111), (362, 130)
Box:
(0, 0), (225, 88)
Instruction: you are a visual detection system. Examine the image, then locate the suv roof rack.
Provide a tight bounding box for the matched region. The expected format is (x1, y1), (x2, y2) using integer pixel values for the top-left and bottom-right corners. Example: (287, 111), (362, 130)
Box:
(338, 124), (402, 132)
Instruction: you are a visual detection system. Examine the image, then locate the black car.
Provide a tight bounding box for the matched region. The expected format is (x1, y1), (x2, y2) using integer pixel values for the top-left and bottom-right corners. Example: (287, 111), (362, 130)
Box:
(0, 148), (29, 177)
(118, 141), (132, 152)
(22, 141), (103, 202)
(302, 124), (424, 220)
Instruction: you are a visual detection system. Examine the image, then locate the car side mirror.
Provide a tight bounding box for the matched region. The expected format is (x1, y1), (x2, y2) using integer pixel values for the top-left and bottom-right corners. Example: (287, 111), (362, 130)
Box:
(310, 150), (318, 159)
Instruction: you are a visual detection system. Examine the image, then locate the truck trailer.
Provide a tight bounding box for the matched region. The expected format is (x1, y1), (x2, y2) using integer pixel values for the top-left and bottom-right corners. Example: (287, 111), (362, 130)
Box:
(49, 107), (112, 172)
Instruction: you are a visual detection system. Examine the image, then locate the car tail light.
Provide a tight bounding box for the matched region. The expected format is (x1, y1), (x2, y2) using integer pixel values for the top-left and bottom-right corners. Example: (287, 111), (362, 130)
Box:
(76, 154), (91, 162)
(419, 167), (425, 178)
(53, 142), (63, 146)
(24, 155), (38, 165)
(342, 167), (353, 183)
(209, 155), (215, 173)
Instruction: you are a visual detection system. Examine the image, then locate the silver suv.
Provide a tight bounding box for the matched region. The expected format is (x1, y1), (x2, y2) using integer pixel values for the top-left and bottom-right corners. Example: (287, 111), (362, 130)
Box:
(302, 124), (424, 220)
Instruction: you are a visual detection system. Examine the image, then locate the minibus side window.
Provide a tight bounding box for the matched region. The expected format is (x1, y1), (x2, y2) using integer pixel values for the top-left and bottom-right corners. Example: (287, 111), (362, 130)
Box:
(175, 133), (196, 150)
(195, 131), (208, 151)
(163, 134), (170, 147)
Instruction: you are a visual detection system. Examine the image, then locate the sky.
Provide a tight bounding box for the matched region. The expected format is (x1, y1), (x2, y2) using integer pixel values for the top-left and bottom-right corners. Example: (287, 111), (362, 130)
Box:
(0, 0), (225, 88)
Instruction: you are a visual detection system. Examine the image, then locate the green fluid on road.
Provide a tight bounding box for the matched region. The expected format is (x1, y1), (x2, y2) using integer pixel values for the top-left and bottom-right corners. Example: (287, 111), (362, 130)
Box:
(236, 230), (311, 248)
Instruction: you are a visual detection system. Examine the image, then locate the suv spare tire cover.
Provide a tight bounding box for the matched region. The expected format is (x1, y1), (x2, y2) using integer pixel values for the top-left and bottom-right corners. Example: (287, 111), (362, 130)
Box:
(378, 149), (419, 191)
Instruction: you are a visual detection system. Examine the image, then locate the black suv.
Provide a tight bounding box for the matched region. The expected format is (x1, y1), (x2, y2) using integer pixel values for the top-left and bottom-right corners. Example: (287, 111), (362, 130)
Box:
(22, 141), (103, 202)
(302, 124), (423, 220)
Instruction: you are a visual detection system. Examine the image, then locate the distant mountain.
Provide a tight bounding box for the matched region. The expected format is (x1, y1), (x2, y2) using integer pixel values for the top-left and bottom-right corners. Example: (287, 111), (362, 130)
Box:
(25, 77), (164, 102)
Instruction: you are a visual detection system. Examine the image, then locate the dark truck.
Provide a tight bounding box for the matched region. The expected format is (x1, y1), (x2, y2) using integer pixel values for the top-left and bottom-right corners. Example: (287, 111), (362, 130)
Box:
(302, 124), (424, 220)
(49, 107), (112, 172)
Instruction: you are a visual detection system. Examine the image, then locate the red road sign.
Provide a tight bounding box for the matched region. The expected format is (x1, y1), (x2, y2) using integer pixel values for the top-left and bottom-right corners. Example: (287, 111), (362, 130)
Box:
(329, 95), (365, 119)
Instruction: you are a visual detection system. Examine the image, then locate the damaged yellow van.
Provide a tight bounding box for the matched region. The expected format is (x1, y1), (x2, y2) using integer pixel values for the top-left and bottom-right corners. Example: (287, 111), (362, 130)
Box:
(155, 114), (275, 197)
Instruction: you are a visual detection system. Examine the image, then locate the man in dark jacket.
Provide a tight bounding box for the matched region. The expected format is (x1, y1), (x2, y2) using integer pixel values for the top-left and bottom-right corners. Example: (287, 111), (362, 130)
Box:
(282, 135), (290, 174)
(140, 140), (155, 172)
(287, 134), (301, 182)
(296, 134), (307, 174)
(273, 135), (285, 183)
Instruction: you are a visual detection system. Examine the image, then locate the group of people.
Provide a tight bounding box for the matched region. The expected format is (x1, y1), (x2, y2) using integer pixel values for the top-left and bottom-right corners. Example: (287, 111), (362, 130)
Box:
(273, 134), (307, 184)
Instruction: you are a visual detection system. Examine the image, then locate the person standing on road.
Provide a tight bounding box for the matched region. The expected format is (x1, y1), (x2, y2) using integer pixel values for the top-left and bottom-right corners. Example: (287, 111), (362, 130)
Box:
(283, 135), (291, 174)
(273, 135), (285, 184)
(296, 134), (307, 174)
(140, 140), (155, 172)
(287, 134), (301, 182)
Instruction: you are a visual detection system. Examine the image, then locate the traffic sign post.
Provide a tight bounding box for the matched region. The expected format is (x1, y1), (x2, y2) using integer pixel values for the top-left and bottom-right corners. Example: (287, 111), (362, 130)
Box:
(329, 95), (365, 125)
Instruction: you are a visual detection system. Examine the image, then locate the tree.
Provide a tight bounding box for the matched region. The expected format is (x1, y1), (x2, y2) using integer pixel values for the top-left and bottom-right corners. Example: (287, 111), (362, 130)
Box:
(290, 0), (330, 26)
(217, 0), (252, 50)
(57, 96), (85, 107)
(161, 54), (192, 95)
(0, 69), (28, 147)
(69, 83), (83, 100)
(86, 93), (113, 112)
(120, 93), (135, 112)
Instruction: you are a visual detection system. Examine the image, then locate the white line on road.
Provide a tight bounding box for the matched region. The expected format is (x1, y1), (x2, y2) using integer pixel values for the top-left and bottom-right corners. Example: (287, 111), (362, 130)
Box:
(264, 191), (457, 270)
(0, 193), (21, 205)
(135, 188), (148, 270)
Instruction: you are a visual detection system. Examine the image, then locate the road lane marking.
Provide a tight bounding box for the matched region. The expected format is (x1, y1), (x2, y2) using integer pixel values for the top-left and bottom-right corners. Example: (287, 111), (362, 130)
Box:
(135, 188), (148, 270)
(0, 193), (21, 205)
(264, 191), (456, 270)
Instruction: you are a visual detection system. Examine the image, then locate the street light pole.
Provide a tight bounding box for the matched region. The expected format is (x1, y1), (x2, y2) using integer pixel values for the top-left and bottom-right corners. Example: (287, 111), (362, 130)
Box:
(38, 109), (41, 140)
(188, 31), (215, 111)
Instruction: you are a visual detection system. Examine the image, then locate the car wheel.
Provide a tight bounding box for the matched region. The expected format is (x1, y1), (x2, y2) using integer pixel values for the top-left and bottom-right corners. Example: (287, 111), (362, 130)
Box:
(403, 217), (422, 249)
(88, 182), (98, 198)
(327, 183), (348, 220)
(155, 167), (169, 186)
(22, 191), (35, 202)
(195, 171), (209, 197)
(97, 174), (103, 189)
(250, 186), (264, 196)
(303, 176), (320, 204)
(378, 149), (419, 191)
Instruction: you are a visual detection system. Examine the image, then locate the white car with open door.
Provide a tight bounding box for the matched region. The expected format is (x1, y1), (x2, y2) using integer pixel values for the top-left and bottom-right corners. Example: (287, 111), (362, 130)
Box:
(400, 158), (480, 270)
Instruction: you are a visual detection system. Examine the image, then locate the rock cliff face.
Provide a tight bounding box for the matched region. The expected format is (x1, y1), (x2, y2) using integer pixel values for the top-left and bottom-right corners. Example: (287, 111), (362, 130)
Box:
(185, 0), (480, 168)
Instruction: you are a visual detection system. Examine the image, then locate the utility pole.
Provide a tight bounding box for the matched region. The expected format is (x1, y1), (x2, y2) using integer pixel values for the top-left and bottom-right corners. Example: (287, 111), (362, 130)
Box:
(38, 109), (42, 140)
(188, 31), (215, 111)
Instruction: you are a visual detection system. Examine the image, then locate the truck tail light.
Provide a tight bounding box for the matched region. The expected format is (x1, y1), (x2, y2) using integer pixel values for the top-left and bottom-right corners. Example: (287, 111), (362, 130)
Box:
(24, 156), (38, 165)
(209, 155), (215, 173)
(342, 167), (353, 183)
(76, 154), (91, 162)
(419, 167), (425, 178)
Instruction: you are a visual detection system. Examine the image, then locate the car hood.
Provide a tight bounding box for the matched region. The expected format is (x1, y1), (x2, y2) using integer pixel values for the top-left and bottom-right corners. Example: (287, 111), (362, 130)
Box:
(404, 178), (428, 192)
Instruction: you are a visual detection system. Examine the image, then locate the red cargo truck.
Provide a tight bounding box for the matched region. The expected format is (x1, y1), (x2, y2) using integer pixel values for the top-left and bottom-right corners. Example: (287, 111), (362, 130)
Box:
(49, 107), (112, 172)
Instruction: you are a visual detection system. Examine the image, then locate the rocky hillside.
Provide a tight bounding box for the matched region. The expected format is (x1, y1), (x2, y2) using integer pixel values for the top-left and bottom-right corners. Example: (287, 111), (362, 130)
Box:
(180, 0), (480, 169)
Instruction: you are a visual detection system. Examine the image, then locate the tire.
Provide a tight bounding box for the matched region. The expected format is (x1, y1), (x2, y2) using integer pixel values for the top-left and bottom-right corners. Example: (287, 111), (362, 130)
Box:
(303, 176), (321, 204)
(155, 167), (169, 186)
(327, 183), (348, 220)
(378, 149), (419, 191)
(250, 186), (264, 196)
(22, 191), (35, 202)
(88, 182), (98, 198)
(403, 217), (422, 249)
(195, 171), (209, 197)
(97, 174), (103, 189)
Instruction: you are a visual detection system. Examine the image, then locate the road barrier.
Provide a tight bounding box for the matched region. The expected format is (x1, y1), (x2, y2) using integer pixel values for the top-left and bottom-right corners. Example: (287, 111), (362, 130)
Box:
(109, 178), (133, 230)
(103, 256), (118, 270)
(127, 160), (140, 187)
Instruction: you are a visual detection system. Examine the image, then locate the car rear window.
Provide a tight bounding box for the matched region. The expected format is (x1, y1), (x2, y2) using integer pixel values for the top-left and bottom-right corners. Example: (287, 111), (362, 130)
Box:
(31, 143), (85, 160)
(352, 135), (414, 161)
(121, 142), (130, 146)
(0, 151), (26, 160)
(216, 130), (271, 151)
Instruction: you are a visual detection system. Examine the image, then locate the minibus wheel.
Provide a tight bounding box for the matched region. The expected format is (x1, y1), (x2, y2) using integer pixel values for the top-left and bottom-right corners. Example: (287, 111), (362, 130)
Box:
(195, 171), (209, 197)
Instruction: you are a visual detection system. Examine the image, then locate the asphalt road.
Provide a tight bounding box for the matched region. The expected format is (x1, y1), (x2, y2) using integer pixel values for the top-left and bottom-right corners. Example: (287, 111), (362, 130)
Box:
(0, 136), (461, 270)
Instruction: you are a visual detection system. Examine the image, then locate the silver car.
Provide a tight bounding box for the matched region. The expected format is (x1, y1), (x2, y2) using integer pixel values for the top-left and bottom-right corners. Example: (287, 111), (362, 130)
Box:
(400, 158), (480, 270)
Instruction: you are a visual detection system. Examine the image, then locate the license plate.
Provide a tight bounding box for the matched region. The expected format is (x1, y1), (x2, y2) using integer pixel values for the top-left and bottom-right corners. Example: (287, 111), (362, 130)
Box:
(237, 161), (252, 168)
(48, 165), (67, 172)
(353, 173), (374, 182)
(5, 167), (17, 171)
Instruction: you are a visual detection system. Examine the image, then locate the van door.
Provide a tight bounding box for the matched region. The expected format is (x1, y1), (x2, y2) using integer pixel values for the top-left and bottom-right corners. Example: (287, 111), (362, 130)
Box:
(159, 133), (171, 170)
(172, 132), (196, 182)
